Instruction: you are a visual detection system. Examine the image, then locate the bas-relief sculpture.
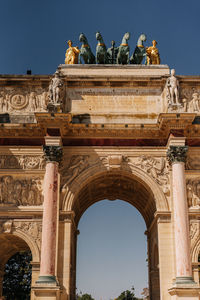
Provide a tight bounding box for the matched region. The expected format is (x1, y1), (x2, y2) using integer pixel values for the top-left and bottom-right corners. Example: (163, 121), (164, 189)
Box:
(165, 70), (200, 113)
(61, 154), (169, 195)
(61, 155), (89, 189)
(14, 221), (42, 249)
(0, 176), (43, 206)
(0, 220), (42, 249)
(187, 178), (200, 209)
(186, 155), (200, 170)
(0, 89), (48, 113)
(0, 155), (45, 169)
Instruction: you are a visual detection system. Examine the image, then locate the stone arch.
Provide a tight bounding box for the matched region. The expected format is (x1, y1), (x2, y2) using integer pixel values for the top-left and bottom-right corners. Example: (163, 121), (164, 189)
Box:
(0, 230), (37, 298)
(12, 229), (40, 263)
(63, 162), (169, 227)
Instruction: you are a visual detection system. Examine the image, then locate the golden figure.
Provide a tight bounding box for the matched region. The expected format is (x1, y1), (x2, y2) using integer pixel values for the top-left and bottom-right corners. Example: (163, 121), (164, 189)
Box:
(65, 40), (80, 64)
(146, 40), (160, 65)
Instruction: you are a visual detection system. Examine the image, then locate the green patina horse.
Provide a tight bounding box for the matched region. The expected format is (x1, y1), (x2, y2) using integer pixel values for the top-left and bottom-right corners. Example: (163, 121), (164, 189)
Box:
(130, 33), (147, 64)
(116, 32), (130, 64)
(79, 33), (95, 64)
(96, 32), (108, 64)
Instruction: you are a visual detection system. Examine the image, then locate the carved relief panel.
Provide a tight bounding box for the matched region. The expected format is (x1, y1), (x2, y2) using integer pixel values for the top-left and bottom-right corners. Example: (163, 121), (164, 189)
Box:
(0, 176), (43, 206)
(0, 88), (49, 113)
(187, 178), (200, 209)
(61, 153), (169, 196)
(0, 155), (45, 169)
(0, 220), (42, 250)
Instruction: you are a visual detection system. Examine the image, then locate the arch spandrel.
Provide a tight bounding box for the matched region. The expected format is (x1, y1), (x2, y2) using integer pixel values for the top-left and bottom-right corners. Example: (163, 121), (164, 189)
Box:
(0, 221), (41, 263)
(62, 161), (169, 227)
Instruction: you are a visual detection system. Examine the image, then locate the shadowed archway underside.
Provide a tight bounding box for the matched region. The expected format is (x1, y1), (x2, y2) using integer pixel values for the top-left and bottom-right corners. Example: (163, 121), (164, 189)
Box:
(72, 172), (157, 227)
(0, 234), (29, 269)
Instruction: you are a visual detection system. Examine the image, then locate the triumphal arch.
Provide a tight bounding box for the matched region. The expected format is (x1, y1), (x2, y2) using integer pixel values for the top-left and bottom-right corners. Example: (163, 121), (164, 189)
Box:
(0, 64), (200, 300)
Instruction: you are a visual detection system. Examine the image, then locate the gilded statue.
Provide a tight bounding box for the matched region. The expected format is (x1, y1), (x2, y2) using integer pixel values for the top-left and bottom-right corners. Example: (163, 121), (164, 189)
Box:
(65, 40), (80, 64)
(146, 40), (160, 65)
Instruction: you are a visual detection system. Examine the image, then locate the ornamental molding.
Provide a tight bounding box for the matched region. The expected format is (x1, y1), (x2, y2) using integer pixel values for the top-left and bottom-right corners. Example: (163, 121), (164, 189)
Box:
(0, 176), (43, 206)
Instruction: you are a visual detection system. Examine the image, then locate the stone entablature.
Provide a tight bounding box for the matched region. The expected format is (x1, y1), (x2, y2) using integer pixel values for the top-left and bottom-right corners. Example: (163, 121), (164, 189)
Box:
(0, 66), (200, 300)
(1, 65), (200, 126)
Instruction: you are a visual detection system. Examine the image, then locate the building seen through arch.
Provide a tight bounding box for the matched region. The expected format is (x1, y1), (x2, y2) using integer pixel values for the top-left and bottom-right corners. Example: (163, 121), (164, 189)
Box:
(0, 64), (200, 299)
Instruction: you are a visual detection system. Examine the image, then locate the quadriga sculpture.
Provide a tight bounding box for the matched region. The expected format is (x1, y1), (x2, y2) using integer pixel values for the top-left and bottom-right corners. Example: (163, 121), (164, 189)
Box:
(107, 41), (119, 64)
(79, 33), (95, 64)
(116, 32), (130, 64)
(96, 32), (108, 64)
(130, 33), (147, 64)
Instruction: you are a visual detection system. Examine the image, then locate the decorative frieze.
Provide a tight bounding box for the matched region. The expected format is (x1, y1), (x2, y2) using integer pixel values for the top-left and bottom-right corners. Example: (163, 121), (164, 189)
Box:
(167, 146), (188, 164)
(0, 155), (45, 169)
(0, 88), (48, 113)
(43, 146), (63, 163)
(0, 176), (43, 206)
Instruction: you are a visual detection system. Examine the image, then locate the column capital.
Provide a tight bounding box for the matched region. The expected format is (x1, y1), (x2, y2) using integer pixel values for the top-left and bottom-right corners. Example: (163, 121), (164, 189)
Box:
(43, 145), (63, 163)
(167, 145), (188, 164)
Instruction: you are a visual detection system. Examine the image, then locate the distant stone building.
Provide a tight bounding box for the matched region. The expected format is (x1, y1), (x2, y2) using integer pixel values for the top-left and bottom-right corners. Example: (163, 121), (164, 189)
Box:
(0, 65), (200, 299)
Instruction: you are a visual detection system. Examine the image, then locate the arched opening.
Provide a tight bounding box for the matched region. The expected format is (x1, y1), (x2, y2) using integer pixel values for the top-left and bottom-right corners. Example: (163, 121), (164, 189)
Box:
(64, 169), (163, 300)
(76, 200), (148, 299)
(0, 233), (32, 299)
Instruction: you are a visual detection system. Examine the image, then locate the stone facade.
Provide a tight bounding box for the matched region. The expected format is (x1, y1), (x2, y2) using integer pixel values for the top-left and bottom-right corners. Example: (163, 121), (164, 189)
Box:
(0, 65), (200, 299)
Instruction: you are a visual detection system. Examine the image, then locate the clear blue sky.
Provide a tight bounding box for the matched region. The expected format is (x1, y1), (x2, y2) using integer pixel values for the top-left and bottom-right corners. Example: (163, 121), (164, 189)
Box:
(0, 0), (200, 75)
(77, 200), (147, 300)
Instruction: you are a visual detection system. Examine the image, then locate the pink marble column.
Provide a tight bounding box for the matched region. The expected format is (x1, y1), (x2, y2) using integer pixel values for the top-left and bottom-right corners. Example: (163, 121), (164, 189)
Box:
(167, 145), (194, 284)
(37, 145), (62, 284)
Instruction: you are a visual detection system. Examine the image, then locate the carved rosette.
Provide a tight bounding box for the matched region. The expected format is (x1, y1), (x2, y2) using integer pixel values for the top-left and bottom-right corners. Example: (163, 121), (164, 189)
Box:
(167, 146), (188, 164)
(43, 146), (63, 163)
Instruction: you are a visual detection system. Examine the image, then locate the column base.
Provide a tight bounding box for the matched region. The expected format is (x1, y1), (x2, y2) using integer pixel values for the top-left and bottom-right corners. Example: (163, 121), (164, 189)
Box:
(169, 285), (200, 299)
(36, 275), (58, 284)
(175, 276), (196, 285)
(33, 278), (60, 300)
